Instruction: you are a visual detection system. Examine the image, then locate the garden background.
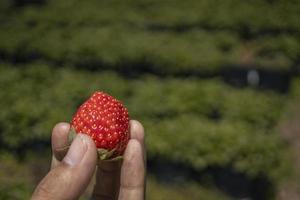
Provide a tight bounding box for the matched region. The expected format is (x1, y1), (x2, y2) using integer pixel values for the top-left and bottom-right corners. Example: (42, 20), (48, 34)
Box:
(0, 0), (300, 199)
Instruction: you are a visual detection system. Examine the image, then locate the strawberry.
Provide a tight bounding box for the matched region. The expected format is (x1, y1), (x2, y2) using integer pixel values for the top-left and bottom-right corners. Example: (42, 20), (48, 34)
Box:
(70, 91), (130, 160)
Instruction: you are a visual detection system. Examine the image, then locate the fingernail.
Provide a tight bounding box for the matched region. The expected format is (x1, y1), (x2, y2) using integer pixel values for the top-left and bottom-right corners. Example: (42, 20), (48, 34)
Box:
(63, 134), (88, 166)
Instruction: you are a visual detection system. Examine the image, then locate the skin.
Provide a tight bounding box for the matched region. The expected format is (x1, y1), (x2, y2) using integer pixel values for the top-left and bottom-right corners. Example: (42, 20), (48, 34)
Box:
(31, 120), (146, 200)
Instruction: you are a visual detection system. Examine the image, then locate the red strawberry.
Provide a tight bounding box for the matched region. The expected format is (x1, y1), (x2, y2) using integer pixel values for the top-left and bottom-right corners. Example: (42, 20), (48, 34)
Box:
(70, 91), (130, 160)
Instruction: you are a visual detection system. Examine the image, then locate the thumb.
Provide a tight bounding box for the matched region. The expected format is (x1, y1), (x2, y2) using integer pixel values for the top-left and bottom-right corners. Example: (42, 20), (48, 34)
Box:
(32, 134), (97, 200)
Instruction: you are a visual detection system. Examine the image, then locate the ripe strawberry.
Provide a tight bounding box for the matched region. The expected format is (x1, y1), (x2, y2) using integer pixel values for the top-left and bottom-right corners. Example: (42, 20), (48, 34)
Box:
(70, 91), (130, 160)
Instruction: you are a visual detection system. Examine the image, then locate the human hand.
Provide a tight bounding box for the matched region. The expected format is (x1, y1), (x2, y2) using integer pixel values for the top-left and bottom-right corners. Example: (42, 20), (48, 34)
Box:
(32, 120), (146, 200)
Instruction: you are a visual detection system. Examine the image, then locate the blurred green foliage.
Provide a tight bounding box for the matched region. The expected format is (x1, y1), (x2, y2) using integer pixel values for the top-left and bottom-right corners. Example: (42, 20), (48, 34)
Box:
(0, 63), (291, 182)
(0, 153), (33, 199)
(0, 0), (300, 72)
(146, 176), (230, 200)
(0, 0), (299, 199)
(0, 152), (230, 200)
(290, 78), (300, 98)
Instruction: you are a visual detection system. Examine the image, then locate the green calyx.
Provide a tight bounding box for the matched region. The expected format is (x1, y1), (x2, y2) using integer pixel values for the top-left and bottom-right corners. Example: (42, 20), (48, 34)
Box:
(97, 148), (123, 161)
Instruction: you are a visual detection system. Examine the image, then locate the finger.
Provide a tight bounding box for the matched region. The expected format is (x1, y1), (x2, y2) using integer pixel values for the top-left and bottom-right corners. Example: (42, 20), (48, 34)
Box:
(91, 160), (122, 200)
(32, 134), (97, 200)
(129, 120), (146, 163)
(119, 140), (145, 200)
(129, 120), (145, 146)
(129, 120), (147, 198)
(51, 122), (70, 168)
(91, 120), (145, 200)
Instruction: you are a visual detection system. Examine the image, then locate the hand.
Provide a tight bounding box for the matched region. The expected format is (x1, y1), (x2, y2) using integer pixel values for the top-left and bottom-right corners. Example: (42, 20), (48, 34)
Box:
(32, 120), (146, 200)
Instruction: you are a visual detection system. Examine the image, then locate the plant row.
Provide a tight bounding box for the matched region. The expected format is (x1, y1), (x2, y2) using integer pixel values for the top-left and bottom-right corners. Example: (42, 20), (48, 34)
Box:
(2, 0), (300, 33)
(0, 63), (291, 182)
(0, 25), (298, 73)
(0, 0), (299, 73)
